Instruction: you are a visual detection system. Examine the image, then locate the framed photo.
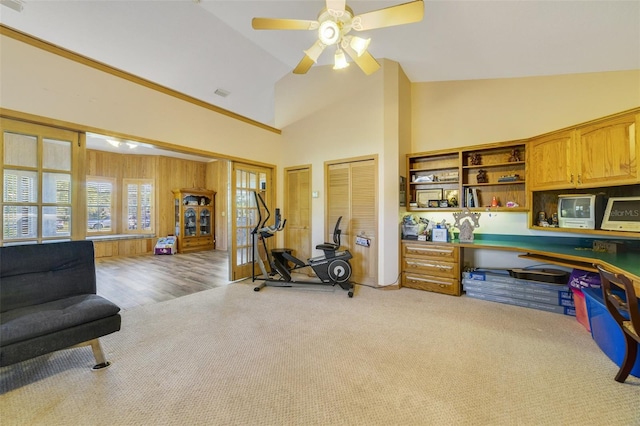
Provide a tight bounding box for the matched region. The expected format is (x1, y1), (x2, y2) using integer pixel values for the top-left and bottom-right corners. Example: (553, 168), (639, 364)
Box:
(416, 189), (443, 208)
(428, 200), (440, 208)
(444, 189), (459, 207)
(431, 228), (448, 242)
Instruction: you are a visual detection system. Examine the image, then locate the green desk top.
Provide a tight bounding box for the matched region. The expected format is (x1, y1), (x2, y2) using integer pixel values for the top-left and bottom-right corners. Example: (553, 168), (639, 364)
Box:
(405, 233), (640, 284)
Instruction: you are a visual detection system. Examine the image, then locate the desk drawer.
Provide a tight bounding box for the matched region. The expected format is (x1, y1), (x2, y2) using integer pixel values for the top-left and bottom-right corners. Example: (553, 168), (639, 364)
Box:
(403, 273), (459, 296)
(403, 243), (458, 261)
(403, 257), (457, 278)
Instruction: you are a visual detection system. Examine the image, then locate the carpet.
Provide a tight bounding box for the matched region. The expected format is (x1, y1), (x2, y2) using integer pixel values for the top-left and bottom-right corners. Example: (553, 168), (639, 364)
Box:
(1, 282), (639, 425)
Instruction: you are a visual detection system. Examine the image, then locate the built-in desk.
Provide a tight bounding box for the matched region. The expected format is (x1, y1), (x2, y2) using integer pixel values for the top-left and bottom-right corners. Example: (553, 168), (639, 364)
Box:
(402, 235), (640, 295)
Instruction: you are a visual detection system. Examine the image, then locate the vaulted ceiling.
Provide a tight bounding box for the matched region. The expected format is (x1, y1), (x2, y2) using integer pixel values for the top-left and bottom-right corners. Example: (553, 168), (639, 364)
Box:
(1, 0), (639, 129)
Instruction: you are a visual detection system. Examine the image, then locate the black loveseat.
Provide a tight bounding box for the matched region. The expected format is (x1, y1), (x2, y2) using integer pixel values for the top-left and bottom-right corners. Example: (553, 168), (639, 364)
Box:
(0, 240), (121, 369)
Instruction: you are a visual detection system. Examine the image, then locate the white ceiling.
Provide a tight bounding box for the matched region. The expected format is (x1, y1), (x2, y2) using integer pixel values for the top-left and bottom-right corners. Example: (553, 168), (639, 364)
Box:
(1, 0), (639, 131)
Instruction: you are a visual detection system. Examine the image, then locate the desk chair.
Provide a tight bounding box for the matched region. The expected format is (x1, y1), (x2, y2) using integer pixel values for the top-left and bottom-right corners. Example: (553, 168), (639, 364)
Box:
(597, 265), (640, 383)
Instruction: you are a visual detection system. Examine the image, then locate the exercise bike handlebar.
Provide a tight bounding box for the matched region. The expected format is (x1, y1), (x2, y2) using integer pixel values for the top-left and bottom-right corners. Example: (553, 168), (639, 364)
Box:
(252, 191), (286, 238)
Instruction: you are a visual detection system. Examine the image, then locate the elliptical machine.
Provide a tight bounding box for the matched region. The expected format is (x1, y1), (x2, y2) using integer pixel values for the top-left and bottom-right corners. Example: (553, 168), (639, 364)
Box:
(251, 191), (354, 297)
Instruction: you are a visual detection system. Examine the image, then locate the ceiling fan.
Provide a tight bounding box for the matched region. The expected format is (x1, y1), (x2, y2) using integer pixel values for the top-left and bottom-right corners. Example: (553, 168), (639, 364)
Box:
(252, 0), (424, 75)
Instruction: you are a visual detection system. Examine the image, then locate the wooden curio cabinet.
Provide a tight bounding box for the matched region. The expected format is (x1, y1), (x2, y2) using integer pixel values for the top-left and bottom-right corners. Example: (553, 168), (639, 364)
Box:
(173, 188), (215, 253)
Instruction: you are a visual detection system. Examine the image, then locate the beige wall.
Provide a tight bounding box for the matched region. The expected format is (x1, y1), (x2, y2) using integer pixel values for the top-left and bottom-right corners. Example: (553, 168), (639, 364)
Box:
(0, 35), (283, 163)
(276, 60), (409, 284)
(412, 70), (640, 152)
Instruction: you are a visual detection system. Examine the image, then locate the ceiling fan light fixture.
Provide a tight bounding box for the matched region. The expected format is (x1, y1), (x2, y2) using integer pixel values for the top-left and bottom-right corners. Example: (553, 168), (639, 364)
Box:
(349, 36), (370, 57)
(318, 20), (340, 45)
(333, 48), (349, 70)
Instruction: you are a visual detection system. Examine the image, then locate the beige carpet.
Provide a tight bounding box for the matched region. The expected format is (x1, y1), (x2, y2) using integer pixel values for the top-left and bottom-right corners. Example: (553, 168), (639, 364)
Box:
(1, 282), (639, 425)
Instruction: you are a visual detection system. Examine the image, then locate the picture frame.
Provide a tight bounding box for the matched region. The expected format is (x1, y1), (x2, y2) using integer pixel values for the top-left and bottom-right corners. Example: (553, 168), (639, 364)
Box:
(428, 200), (440, 208)
(416, 189), (443, 208)
(431, 228), (449, 242)
(444, 189), (459, 207)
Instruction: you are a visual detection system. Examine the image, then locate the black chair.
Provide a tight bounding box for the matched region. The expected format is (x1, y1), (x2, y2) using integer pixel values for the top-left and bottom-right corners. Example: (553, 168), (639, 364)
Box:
(315, 216), (343, 258)
(597, 265), (640, 383)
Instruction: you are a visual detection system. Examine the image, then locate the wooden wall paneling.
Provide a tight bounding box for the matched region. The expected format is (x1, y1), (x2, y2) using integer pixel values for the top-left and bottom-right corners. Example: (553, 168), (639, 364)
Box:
(157, 156), (208, 239)
(93, 240), (119, 258)
(206, 160), (229, 251)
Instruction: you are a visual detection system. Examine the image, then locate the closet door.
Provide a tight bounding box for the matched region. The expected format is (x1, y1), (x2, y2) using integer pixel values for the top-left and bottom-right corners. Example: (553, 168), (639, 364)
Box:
(326, 158), (377, 286)
(284, 165), (312, 272)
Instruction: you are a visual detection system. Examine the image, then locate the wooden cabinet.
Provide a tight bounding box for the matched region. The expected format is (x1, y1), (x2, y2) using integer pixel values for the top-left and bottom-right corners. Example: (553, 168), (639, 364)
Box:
(401, 241), (461, 296)
(173, 188), (215, 253)
(575, 112), (639, 187)
(529, 111), (639, 191)
(406, 141), (527, 212)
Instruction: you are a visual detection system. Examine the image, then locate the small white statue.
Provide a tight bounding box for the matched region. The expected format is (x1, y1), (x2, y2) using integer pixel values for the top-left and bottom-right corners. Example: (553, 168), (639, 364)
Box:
(452, 210), (481, 243)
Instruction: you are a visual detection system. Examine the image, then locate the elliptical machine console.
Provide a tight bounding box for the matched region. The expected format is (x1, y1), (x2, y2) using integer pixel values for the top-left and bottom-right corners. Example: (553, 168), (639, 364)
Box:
(251, 192), (354, 297)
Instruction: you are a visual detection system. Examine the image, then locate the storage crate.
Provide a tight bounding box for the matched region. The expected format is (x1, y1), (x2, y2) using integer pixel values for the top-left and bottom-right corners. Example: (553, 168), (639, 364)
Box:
(154, 236), (177, 255)
(573, 288), (590, 332)
(583, 288), (640, 377)
(465, 289), (576, 316)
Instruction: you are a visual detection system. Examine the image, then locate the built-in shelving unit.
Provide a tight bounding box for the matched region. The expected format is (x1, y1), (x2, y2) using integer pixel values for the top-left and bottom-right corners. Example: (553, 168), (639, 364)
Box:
(406, 141), (527, 212)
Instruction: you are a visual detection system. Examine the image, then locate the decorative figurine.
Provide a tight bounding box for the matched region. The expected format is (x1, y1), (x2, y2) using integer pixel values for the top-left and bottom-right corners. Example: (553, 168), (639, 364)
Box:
(476, 169), (488, 183)
(509, 149), (521, 162)
(470, 153), (481, 165)
(453, 209), (481, 243)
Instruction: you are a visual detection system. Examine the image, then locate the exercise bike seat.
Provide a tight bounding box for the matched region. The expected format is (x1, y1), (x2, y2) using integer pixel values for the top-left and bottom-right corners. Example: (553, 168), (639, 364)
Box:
(315, 216), (343, 257)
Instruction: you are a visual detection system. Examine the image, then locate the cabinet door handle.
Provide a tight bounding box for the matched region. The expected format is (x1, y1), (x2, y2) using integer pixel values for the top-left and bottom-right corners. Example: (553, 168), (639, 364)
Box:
(577, 174), (582, 184)
(570, 174), (574, 184)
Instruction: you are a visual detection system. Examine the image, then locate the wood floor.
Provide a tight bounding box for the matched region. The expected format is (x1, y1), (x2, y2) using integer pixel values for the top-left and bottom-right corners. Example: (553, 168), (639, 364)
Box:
(96, 250), (233, 310)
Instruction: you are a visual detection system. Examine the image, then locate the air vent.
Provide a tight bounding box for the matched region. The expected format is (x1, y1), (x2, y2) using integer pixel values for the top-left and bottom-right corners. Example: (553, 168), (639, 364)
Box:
(214, 88), (230, 98)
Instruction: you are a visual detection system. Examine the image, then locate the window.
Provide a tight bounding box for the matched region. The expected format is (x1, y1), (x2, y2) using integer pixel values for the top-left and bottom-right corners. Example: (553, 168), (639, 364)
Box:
(124, 179), (154, 234)
(1, 119), (76, 244)
(87, 177), (115, 233)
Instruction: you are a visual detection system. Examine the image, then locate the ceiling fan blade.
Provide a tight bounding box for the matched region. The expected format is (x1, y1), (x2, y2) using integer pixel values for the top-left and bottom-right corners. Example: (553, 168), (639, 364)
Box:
(326, 0), (346, 14)
(252, 17), (318, 30)
(343, 46), (381, 75)
(352, 0), (424, 31)
(293, 56), (316, 74)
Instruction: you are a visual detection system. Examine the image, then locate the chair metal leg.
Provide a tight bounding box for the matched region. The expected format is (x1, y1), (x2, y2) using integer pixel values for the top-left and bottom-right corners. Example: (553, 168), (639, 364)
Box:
(614, 333), (638, 383)
(89, 339), (111, 370)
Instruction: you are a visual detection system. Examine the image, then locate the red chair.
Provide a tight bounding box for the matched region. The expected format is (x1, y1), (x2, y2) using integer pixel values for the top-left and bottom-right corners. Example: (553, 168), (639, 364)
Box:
(597, 265), (640, 383)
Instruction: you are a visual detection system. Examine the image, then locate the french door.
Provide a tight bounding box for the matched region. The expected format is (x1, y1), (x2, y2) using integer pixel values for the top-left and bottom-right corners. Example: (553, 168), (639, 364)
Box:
(230, 162), (273, 281)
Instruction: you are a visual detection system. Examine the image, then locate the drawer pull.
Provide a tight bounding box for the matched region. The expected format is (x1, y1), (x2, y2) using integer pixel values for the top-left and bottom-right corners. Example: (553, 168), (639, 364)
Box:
(406, 275), (451, 286)
(407, 246), (453, 255)
(406, 260), (453, 270)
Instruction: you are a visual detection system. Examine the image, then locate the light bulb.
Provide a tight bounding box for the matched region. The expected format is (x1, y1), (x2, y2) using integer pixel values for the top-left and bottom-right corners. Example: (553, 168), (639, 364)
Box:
(333, 49), (349, 70)
(318, 20), (340, 46)
(349, 36), (371, 57)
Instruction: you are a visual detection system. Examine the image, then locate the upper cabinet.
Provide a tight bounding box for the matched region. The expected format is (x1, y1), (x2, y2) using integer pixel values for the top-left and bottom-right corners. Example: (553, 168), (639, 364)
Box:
(529, 111), (639, 191)
(575, 112), (638, 188)
(528, 130), (574, 191)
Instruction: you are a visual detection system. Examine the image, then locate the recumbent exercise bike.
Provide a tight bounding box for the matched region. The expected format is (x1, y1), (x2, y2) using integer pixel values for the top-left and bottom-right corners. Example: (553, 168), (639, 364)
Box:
(251, 191), (354, 297)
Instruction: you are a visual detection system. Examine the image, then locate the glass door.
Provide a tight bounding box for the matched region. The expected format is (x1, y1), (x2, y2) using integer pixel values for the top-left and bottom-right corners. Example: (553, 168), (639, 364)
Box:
(184, 208), (197, 237)
(230, 162), (272, 281)
(200, 208), (211, 236)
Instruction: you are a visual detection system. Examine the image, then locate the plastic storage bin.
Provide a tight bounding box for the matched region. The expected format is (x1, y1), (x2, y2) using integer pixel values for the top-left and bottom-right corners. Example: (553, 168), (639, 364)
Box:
(583, 288), (640, 377)
(573, 288), (590, 332)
